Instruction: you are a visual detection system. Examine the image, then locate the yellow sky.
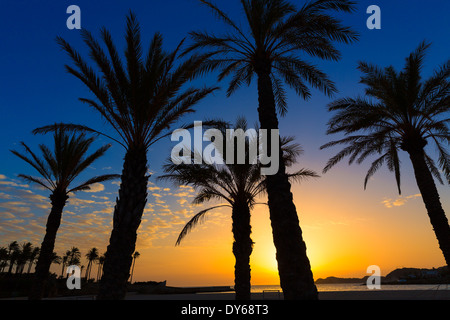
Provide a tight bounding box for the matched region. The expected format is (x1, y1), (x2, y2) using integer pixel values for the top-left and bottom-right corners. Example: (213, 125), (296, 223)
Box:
(1, 162), (447, 287)
(128, 167), (448, 286)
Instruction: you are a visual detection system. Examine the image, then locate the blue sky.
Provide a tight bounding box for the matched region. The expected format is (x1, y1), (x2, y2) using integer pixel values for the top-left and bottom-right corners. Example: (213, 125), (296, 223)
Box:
(0, 1), (449, 283)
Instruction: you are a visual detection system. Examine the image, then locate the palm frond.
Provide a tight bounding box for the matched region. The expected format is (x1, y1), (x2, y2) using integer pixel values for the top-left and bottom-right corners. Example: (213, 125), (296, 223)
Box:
(175, 204), (232, 246)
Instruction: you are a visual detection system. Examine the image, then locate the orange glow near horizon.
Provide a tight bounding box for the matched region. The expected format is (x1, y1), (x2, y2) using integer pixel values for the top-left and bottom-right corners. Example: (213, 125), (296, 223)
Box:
(10, 164), (449, 287)
(125, 169), (448, 287)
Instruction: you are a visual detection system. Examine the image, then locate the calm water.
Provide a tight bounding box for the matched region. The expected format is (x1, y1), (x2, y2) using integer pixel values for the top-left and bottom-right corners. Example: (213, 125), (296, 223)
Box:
(251, 283), (450, 293)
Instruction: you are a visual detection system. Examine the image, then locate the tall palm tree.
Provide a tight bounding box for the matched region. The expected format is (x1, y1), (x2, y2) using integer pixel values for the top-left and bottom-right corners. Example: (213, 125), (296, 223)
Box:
(182, 0), (358, 299)
(66, 247), (82, 267)
(16, 242), (33, 274)
(160, 117), (318, 299)
(11, 130), (118, 300)
(0, 247), (8, 272)
(85, 247), (99, 280)
(27, 247), (40, 273)
(34, 12), (218, 300)
(61, 251), (69, 277)
(321, 41), (450, 267)
(97, 253), (106, 282)
(6, 241), (19, 273)
(7, 241), (19, 274)
(50, 252), (62, 271)
(130, 251), (140, 283)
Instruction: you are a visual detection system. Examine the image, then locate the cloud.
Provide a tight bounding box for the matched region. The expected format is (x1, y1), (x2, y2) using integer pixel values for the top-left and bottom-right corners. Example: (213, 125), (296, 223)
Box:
(382, 194), (421, 208)
(83, 183), (105, 193)
(0, 174), (7, 180)
(0, 180), (29, 188)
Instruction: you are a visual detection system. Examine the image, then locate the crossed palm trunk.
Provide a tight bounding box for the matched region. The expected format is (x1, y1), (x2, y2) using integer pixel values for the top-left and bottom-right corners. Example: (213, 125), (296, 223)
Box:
(161, 117), (319, 300)
(185, 0), (359, 299)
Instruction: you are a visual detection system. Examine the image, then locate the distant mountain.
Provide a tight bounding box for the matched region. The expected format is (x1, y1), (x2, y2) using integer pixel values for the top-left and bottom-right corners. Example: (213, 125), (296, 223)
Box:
(385, 266), (448, 282)
(315, 276), (367, 284)
(315, 266), (448, 284)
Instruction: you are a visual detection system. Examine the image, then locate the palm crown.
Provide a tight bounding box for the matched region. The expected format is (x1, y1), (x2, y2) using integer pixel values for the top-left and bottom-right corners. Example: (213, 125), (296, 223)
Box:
(321, 41), (450, 193)
(159, 117), (318, 244)
(185, 0), (358, 115)
(11, 129), (119, 194)
(39, 12), (217, 150)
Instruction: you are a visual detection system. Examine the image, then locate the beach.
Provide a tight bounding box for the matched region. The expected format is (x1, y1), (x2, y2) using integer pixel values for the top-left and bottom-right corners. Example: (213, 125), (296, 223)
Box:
(25, 289), (447, 300)
(123, 290), (450, 300)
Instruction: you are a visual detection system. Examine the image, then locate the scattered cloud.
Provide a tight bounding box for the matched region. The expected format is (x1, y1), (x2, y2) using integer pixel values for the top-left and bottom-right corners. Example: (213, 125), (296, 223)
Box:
(83, 183), (105, 193)
(382, 194), (421, 208)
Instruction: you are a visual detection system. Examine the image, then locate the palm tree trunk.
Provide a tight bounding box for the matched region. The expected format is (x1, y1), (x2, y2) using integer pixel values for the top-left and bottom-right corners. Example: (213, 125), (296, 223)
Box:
(130, 257), (136, 284)
(408, 149), (450, 267)
(29, 191), (68, 300)
(232, 201), (253, 300)
(255, 68), (318, 300)
(97, 145), (148, 300)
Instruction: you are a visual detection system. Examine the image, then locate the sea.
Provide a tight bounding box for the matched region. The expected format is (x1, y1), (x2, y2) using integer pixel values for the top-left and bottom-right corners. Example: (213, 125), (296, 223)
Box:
(250, 283), (450, 293)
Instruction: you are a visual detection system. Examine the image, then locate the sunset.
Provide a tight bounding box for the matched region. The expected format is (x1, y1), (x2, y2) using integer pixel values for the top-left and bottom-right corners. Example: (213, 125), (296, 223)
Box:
(0, 0), (449, 308)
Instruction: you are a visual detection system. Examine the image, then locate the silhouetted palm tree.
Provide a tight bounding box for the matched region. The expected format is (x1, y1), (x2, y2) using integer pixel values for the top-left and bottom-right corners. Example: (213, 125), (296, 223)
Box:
(0, 247), (8, 272)
(66, 247), (82, 267)
(97, 253), (106, 282)
(50, 252), (62, 270)
(182, 0), (358, 299)
(85, 247), (99, 280)
(321, 41), (450, 267)
(6, 241), (19, 273)
(11, 129), (118, 299)
(34, 12), (217, 300)
(130, 251), (140, 283)
(61, 251), (69, 277)
(16, 242), (33, 274)
(0, 249), (8, 273)
(27, 247), (40, 273)
(160, 117), (318, 299)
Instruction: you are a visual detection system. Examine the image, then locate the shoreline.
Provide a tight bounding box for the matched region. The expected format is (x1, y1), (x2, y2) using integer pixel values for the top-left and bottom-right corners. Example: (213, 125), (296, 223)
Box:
(3, 289), (449, 300)
(123, 289), (450, 300)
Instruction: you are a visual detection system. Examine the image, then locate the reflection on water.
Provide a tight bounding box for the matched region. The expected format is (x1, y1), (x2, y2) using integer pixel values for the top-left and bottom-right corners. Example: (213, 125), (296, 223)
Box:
(251, 283), (450, 293)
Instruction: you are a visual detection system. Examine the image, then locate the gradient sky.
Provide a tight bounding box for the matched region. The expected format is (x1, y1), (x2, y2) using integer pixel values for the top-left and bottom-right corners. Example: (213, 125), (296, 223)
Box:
(0, 0), (449, 286)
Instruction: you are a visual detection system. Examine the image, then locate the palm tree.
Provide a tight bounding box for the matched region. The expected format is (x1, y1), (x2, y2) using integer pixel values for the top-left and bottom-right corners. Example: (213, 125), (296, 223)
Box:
(160, 117), (318, 299)
(7, 241), (19, 274)
(16, 242), (33, 274)
(85, 247), (99, 281)
(130, 251), (140, 284)
(66, 247), (82, 267)
(321, 41), (450, 267)
(61, 251), (69, 277)
(96, 253), (106, 282)
(6, 241), (19, 273)
(33, 12), (217, 300)
(27, 247), (40, 273)
(182, 0), (358, 299)
(0, 247), (8, 272)
(11, 130), (118, 300)
(50, 252), (62, 270)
